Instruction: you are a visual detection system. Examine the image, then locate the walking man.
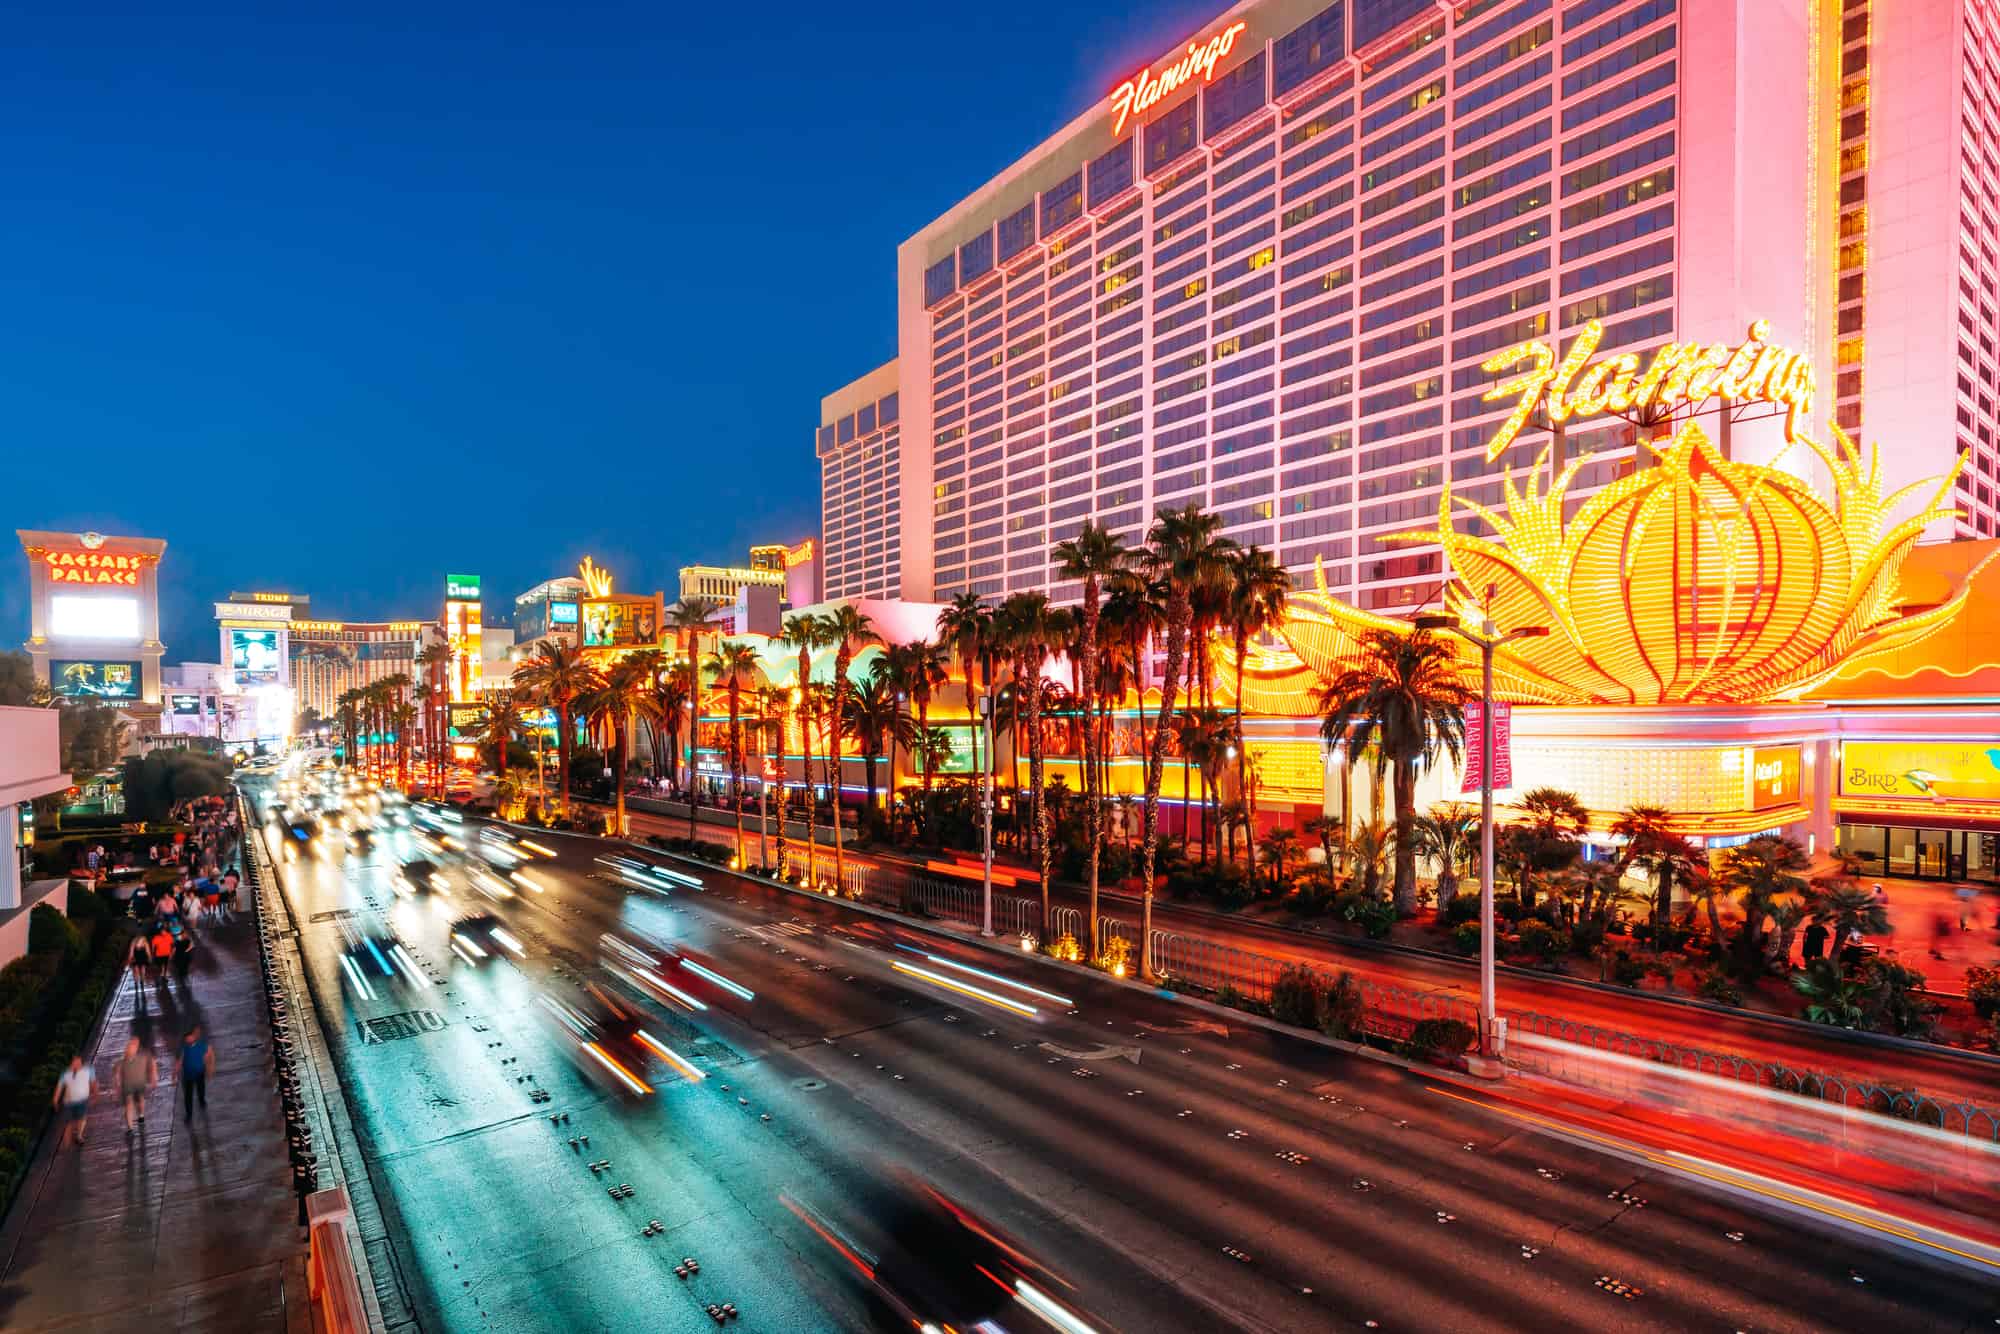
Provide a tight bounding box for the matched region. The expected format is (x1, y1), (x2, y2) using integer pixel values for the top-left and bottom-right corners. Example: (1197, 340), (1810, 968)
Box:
(150, 923), (174, 986)
(117, 1037), (156, 1135)
(179, 1025), (213, 1120)
(53, 1055), (95, 1149)
(1959, 884), (1980, 930)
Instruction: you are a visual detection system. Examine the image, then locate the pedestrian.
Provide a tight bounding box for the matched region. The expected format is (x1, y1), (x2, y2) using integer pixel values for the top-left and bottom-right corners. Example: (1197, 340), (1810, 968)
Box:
(1931, 909), (1953, 960)
(116, 1037), (155, 1135)
(221, 870), (240, 923)
(203, 879), (225, 926)
(1958, 884), (1979, 930)
(156, 887), (179, 925)
(172, 929), (194, 985)
(127, 931), (154, 989)
(130, 882), (152, 922)
(150, 923), (174, 982)
(1872, 883), (1890, 917)
(1802, 918), (1829, 963)
(52, 1055), (95, 1149)
(1842, 926), (1867, 970)
(179, 1025), (212, 1119)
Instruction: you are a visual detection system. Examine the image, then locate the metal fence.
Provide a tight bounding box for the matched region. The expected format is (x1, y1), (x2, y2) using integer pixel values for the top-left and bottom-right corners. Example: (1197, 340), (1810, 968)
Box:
(903, 873), (1042, 938)
(1506, 1011), (2000, 1143)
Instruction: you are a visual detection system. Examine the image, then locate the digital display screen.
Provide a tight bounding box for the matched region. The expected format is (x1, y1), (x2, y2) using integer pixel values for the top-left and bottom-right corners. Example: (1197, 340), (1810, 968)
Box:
(447, 703), (488, 737)
(549, 601), (579, 625)
(171, 693), (203, 715)
(49, 595), (139, 641)
(582, 598), (658, 648)
(51, 659), (141, 700)
(230, 629), (282, 683)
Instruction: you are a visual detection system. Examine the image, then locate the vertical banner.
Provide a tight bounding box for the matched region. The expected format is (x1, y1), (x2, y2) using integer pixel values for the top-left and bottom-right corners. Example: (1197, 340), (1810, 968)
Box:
(1461, 701), (1514, 793)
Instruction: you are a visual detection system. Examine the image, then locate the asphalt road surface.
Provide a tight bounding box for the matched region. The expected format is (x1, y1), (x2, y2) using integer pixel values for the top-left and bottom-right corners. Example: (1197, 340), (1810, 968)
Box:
(250, 781), (2000, 1333)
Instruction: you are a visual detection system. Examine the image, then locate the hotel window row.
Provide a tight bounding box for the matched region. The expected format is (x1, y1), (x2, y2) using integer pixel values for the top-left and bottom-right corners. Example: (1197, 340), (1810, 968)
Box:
(921, 0), (1681, 610)
(818, 389), (903, 599)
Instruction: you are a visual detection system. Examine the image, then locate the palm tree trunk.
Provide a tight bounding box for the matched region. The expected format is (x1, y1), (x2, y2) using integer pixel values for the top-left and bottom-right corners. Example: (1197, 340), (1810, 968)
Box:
(1392, 758), (1418, 916)
(1140, 601), (1188, 980)
(916, 695), (933, 840)
(729, 686), (744, 865)
(1079, 582), (1102, 964)
(614, 715), (629, 837)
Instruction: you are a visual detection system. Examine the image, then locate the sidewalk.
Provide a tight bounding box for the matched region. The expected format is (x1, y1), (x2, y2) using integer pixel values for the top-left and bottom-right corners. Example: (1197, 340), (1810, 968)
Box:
(1853, 875), (1998, 995)
(0, 911), (307, 1332)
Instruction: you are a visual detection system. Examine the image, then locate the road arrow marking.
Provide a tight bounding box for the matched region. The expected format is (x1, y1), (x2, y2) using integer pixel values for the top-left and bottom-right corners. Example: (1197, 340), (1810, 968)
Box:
(1037, 1041), (1140, 1064)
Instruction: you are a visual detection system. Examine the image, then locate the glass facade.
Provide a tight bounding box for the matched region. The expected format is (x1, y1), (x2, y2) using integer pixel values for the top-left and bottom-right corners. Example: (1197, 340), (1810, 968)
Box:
(917, 0), (1678, 608)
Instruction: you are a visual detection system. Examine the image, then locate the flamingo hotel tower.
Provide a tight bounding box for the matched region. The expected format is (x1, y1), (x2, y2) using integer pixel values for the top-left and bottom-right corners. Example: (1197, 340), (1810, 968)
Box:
(817, 0), (2000, 608)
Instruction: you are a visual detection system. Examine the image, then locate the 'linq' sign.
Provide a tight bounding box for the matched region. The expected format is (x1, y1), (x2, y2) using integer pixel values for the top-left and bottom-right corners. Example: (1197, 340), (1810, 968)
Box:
(1461, 701), (1513, 794)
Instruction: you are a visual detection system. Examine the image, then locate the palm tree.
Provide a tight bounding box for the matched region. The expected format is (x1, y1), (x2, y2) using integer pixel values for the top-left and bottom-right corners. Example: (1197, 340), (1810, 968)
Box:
(889, 636), (948, 837)
(1139, 504), (1238, 972)
(1791, 958), (1876, 1028)
(1611, 804), (1684, 929)
(478, 693), (523, 783)
(821, 605), (879, 893)
(844, 669), (910, 816)
(646, 661), (692, 791)
(334, 691), (361, 769)
(1811, 880), (1889, 962)
(936, 593), (994, 779)
(1052, 521), (1134, 954)
(1259, 826), (1299, 892)
(1412, 804), (1479, 915)
(1304, 813), (1347, 874)
(1314, 628), (1468, 917)
(669, 596), (727, 824)
(755, 686), (787, 869)
(1349, 820), (1394, 900)
(1717, 836), (1811, 974)
(391, 702), (417, 787)
(416, 641), (453, 784)
(704, 640), (761, 867)
(1225, 544), (1288, 818)
(511, 642), (603, 820)
(1512, 786), (1590, 910)
(780, 613), (827, 873)
(584, 660), (661, 837)
(995, 594), (1059, 936)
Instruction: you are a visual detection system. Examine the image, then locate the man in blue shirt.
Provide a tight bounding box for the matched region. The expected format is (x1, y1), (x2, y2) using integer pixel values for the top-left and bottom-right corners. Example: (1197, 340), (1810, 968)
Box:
(180, 1025), (213, 1119)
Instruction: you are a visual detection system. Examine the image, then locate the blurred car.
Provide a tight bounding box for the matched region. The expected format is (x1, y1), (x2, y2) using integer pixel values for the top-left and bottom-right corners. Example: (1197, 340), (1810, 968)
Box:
(785, 1173), (1096, 1334)
(392, 858), (450, 897)
(336, 922), (429, 997)
(448, 912), (525, 965)
(593, 853), (704, 894)
(345, 827), (375, 854)
(534, 981), (704, 1096)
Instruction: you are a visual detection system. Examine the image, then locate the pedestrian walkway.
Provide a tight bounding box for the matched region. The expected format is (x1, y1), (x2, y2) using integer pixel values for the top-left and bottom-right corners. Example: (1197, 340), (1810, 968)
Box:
(0, 910), (307, 1332)
(1851, 874), (1998, 995)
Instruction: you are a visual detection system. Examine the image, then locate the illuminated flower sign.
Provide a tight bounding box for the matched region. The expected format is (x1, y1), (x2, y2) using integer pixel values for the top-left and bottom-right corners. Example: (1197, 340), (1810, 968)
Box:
(1227, 422), (1991, 710)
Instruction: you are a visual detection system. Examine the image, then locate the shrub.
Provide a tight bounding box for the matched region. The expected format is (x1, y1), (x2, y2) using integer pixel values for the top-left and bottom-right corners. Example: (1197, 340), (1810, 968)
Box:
(1321, 971), (1366, 1041)
(1269, 965), (1327, 1029)
(1096, 935), (1134, 978)
(1569, 919), (1606, 956)
(1965, 964), (2000, 1020)
(27, 904), (82, 960)
(1607, 950), (1647, 987)
(1405, 1018), (1477, 1063)
(1440, 896), (1480, 929)
(1513, 919), (1569, 966)
(1984, 1015), (2000, 1056)
(1334, 892), (1396, 939)
(1495, 895), (1528, 924)
(1697, 967), (1742, 1006)
(1450, 922), (1481, 956)
(1214, 983), (1245, 1010)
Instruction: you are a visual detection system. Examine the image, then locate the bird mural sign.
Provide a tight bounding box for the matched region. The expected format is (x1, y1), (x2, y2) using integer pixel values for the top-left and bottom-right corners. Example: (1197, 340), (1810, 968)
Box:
(1841, 741), (2000, 804)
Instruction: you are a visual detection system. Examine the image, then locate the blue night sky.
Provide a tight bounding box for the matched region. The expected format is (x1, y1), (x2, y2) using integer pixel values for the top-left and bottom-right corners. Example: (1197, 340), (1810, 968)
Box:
(3, 0), (1218, 660)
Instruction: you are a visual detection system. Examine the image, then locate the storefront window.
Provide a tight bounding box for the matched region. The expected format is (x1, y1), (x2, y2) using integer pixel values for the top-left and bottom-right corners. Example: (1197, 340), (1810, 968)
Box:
(1885, 826), (1918, 876)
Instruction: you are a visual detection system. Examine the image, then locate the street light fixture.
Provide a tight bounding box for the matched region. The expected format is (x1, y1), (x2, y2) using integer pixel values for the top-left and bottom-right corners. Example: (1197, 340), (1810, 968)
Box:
(1413, 608), (1548, 1077)
(978, 692), (996, 937)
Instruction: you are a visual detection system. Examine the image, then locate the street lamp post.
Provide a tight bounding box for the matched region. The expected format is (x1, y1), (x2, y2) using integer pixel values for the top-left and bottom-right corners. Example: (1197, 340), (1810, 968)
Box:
(979, 692), (995, 937)
(1415, 608), (1547, 1078)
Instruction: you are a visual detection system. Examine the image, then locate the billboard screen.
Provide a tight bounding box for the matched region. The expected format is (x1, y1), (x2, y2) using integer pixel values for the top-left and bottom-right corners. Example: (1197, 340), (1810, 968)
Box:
(51, 659), (141, 700)
(1749, 745), (1802, 809)
(446, 573), (481, 601)
(447, 703), (488, 737)
(1842, 740), (2000, 804)
(170, 693), (204, 715)
(230, 629), (282, 683)
(49, 594), (140, 641)
(582, 597), (659, 648)
(550, 600), (579, 625)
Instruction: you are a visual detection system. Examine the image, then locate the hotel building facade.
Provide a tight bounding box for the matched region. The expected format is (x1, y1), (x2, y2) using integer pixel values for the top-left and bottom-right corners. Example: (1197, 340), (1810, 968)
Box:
(822, 0), (2000, 606)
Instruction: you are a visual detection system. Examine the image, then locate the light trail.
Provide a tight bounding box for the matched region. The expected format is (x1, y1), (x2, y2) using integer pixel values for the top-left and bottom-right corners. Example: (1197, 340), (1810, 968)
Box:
(635, 1030), (707, 1082)
(891, 961), (1038, 1017)
(901, 948), (1073, 1006)
(680, 959), (755, 1001)
(583, 1041), (653, 1094)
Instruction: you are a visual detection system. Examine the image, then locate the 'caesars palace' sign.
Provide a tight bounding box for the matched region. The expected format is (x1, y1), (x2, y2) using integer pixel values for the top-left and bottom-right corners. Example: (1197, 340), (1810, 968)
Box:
(42, 550), (148, 586)
(1479, 318), (1817, 462)
(1110, 20), (1248, 136)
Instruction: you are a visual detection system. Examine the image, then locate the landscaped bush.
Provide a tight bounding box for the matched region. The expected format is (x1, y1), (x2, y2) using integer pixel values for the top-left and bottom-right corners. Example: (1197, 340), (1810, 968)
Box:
(1333, 891), (1396, 939)
(1513, 919), (1569, 966)
(1321, 971), (1366, 1041)
(1449, 922), (1480, 956)
(1404, 1018), (1476, 1063)
(1965, 963), (2000, 1020)
(1606, 950), (1647, 987)
(1697, 967), (1742, 1006)
(1440, 895), (1480, 929)
(1495, 895), (1528, 924)
(1269, 964), (1326, 1029)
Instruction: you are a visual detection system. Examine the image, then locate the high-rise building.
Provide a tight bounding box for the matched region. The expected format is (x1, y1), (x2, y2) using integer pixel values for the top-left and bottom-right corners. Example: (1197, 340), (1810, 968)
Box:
(816, 361), (904, 600)
(825, 0), (1848, 610)
(1829, 0), (2000, 534)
